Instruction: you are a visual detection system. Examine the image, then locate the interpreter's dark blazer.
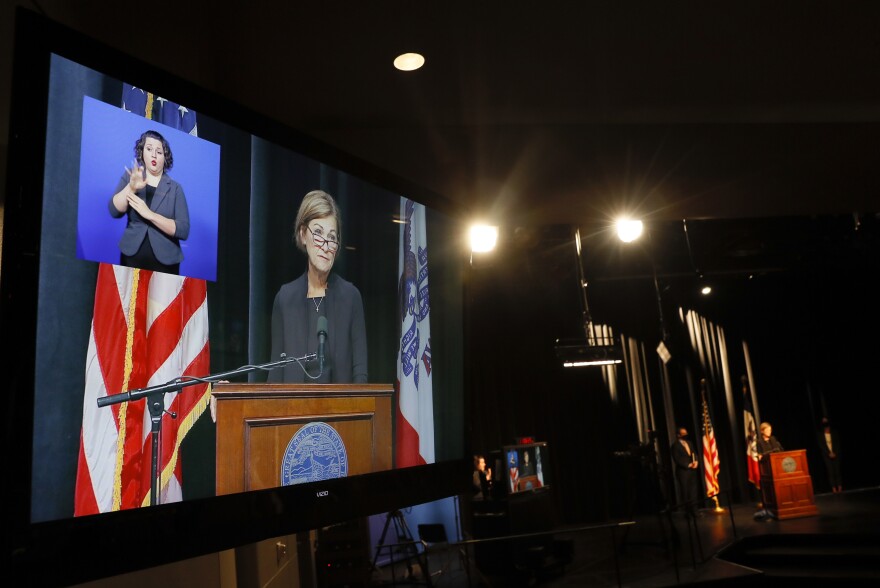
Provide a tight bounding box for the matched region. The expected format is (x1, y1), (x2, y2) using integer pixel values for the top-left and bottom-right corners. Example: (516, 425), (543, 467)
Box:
(109, 173), (190, 265)
(268, 272), (368, 384)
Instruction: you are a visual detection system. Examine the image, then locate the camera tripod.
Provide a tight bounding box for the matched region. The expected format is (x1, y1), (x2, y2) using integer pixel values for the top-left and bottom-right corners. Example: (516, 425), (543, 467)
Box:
(372, 510), (432, 585)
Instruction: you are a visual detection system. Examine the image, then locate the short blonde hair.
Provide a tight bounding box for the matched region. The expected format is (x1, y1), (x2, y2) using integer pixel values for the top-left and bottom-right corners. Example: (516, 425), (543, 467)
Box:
(293, 190), (341, 252)
(760, 422), (771, 432)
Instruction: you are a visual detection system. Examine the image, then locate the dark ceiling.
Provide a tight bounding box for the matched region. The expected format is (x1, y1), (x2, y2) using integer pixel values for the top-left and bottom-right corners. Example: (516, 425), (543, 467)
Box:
(4, 1), (880, 279)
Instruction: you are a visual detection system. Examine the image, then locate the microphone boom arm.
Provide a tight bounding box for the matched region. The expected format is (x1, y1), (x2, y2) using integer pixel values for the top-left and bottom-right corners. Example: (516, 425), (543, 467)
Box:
(94, 351), (316, 507)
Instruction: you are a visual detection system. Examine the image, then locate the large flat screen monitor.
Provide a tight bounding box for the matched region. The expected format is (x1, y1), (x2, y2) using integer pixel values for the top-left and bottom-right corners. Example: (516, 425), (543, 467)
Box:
(2, 9), (469, 585)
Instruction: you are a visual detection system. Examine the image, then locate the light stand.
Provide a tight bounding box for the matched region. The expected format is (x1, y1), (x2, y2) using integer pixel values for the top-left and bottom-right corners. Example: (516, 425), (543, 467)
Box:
(96, 352), (316, 506)
(554, 227), (622, 367)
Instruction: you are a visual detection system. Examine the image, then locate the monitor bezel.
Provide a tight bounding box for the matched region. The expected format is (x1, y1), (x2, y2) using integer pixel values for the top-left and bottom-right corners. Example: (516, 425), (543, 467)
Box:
(2, 8), (470, 586)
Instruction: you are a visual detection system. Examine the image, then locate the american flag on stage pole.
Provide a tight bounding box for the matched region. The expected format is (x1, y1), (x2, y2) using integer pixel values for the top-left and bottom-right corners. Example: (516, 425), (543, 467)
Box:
(74, 87), (209, 514)
(395, 198), (434, 468)
(701, 386), (721, 498)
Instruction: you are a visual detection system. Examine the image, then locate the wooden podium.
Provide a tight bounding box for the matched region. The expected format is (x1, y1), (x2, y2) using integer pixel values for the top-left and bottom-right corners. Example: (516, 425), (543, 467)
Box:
(212, 382), (393, 495)
(759, 449), (819, 520)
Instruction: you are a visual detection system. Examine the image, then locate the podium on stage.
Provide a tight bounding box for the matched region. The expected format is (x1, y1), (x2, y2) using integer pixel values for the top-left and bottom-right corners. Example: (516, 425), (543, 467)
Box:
(212, 382), (393, 495)
(759, 449), (819, 520)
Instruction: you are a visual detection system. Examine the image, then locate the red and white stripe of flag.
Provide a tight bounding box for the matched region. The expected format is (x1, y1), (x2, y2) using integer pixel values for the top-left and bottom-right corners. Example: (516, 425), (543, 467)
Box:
(75, 264), (210, 514)
(702, 396), (721, 498)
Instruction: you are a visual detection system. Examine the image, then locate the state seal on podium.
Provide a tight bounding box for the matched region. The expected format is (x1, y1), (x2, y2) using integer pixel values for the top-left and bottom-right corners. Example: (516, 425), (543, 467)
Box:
(281, 421), (349, 485)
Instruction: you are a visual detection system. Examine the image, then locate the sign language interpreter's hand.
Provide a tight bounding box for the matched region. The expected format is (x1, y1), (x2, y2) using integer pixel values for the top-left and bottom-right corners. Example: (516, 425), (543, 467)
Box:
(125, 159), (147, 192)
(126, 191), (155, 223)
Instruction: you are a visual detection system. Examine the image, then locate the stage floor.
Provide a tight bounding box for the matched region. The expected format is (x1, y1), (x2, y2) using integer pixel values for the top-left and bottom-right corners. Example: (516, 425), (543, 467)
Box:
(374, 486), (880, 587)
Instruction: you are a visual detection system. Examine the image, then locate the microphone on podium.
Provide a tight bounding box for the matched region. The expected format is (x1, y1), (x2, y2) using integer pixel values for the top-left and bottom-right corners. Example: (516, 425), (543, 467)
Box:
(317, 315), (328, 374)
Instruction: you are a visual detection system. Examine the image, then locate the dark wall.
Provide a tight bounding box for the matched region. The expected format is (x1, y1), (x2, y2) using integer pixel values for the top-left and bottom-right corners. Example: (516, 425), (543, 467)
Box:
(463, 219), (880, 525)
(464, 233), (638, 523)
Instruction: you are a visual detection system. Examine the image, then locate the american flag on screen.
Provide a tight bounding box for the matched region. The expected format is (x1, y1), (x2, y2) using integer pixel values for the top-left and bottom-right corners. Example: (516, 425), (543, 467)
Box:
(507, 450), (519, 492)
(395, 198), (435, 467)
(701, 390), (721, 498)
(73, 86), (209, 514)
(122, 85), (198, 136)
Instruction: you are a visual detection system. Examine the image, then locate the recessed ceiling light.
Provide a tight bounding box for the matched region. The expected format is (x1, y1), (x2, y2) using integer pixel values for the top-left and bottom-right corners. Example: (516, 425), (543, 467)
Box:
(394, 52), (425, 71)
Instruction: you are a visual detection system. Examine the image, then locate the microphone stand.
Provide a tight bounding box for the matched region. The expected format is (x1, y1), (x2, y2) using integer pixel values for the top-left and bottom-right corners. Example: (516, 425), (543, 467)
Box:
(96, 353), (317, 506)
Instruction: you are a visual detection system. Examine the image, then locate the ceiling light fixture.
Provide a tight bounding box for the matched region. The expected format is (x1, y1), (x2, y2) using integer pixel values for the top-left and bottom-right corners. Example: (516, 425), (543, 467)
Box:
(393, 52), (425, 71)
(616, 218), (644, 243)
(556, 339), (623, 367)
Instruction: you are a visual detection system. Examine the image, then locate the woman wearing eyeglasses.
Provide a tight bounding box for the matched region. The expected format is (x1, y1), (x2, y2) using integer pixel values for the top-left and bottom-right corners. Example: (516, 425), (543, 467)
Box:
(267, 190), (368, 384)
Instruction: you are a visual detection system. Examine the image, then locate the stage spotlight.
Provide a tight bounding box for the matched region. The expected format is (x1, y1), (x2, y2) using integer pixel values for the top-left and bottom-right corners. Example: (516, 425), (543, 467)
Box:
(470, 224), (498, 253)
(616, 218), (644, 243)
(701, 285), (712, 296)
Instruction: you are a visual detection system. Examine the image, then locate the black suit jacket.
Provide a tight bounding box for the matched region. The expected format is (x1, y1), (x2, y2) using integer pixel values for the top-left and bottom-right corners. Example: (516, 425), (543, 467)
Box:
(671, 439), (697, 471)
(109, 173), (190, 264)
(757, 435), (784, 457)
(817, 428), (841, 459)
(268, 272), (368, 384)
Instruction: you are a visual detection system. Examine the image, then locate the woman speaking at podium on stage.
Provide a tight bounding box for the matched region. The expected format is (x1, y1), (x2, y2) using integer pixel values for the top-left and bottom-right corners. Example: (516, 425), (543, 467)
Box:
(268, 190), (368, 384)
(757, 422), (784, 458)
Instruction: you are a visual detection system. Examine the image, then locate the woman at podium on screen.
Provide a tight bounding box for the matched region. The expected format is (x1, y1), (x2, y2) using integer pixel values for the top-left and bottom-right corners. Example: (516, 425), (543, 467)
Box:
(109, 129), (190, 275)
(268, 190), (367, 384)
(757, 422), (784, 458)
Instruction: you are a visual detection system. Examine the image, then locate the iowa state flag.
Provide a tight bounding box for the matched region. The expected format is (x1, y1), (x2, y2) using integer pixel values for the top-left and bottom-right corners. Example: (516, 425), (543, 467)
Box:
(74, 86), (208, 514)
(743, 381), (761, 488)
(395, 198), (435, 467)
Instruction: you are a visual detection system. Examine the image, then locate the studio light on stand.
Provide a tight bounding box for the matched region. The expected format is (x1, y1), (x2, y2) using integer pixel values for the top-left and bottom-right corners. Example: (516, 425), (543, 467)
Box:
(555, 227), (623, 368)
(612, 216), (672, 366)
(469, 223), (498, 267)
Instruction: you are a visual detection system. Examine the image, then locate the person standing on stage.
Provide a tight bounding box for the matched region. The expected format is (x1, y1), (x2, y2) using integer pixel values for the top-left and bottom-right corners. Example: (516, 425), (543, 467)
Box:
(671, 426), (700, 515)
(268, 190), (368, 384)
(817, 417), (843, 493)
(757, 422), (784, 458)
(753, 421), (785, 519)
